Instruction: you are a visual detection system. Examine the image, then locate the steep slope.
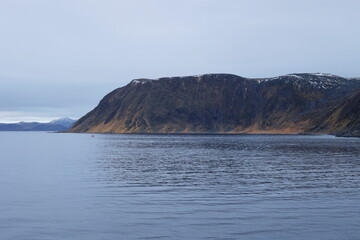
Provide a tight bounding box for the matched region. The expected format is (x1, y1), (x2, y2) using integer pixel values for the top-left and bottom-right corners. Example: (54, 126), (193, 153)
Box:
(72, 74), (258, 133)
(70, 73), (360, 134)
(255, 73), (359, 133)
(309, 89), (360, 136)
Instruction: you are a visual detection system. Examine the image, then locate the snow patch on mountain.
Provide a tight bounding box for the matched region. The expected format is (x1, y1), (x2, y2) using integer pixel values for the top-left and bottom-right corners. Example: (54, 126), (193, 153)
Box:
(131, 79), (152, 85)
(257, 73), (351, 90)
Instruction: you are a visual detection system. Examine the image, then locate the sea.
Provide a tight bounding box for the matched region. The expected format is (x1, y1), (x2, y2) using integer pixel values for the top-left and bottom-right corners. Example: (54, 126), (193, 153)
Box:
(0, 132), (359, 240)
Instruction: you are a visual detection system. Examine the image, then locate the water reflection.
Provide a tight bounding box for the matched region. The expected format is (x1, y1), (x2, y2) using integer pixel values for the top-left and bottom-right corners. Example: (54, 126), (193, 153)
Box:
(89, 134), (360, 239)
(1, 133), (359, 240)
(95, 135), (360, 194)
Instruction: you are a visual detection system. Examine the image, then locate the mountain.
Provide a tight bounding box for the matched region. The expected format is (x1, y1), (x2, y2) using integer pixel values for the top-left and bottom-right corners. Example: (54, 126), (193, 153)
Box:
(69, 73), (360, 136)
(50, 118), (77, 129)
(0, 118), (76, 131)
(310, 88), (360, 136)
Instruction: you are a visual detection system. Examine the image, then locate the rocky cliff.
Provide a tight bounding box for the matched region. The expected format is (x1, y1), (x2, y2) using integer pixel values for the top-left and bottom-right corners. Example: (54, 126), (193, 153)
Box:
(310, 88), (360, 136)
(69, 73), (360, 135)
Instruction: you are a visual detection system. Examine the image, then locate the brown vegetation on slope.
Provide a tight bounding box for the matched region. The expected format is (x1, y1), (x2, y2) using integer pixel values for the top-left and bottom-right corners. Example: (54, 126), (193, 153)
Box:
(70, 73), (360, 136)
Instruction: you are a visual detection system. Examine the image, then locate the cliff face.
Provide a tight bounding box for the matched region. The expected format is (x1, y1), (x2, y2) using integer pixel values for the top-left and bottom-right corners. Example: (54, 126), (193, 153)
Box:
(70, 73), (360, 135)
(310, 89), (360, 136)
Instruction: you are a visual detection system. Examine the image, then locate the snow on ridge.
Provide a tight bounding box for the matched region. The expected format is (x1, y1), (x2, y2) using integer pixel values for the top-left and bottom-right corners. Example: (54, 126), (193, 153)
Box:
(132, 73), (241, 83)
(285, 73), (341, 78)
(310, 73), (339, 77)
(256, 73), (349, 89)
(131, 79), (152, 85)
(287, 73), (346, 90)
(131, 73), (352, 90)
(165, 73), (237, 79)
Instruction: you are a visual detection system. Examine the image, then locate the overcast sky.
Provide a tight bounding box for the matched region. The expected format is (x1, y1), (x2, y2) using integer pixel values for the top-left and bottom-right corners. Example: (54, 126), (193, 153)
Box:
(0, 0), (359, 122)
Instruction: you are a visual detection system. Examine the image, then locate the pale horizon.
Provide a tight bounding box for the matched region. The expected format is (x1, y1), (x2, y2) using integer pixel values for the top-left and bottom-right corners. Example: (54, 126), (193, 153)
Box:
(1, 0), (359, 122)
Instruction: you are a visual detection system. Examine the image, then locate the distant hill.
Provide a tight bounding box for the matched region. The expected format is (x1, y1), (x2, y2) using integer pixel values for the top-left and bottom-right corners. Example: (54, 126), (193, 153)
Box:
(68, 73), (360, 137)
(0, 118), (76, 131)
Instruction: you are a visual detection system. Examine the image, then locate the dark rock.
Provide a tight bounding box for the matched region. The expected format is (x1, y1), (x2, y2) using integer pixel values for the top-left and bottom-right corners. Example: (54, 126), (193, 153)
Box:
(69, 73), (360, 134)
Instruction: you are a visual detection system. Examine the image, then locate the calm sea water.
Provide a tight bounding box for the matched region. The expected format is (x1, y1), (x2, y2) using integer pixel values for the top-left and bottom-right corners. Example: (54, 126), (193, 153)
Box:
(0, 132), (359, 240)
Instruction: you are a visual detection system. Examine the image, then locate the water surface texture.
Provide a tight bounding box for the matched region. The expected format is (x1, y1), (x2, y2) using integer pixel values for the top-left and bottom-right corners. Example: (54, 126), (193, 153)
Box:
(1, 132), (360, 239)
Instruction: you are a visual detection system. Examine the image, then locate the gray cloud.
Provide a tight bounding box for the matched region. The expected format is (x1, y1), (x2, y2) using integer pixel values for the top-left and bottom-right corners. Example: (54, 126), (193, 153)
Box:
(0, 0), (359, 122)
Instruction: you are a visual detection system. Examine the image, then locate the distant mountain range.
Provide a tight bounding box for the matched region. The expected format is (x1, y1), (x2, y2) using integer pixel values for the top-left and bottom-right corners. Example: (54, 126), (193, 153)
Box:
(0, 118), (76, 131)
(68, 73), (360, 137)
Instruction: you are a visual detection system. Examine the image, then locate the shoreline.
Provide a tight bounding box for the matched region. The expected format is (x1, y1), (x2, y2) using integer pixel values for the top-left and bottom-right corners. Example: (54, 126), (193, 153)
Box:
(62, 130), (360, 138)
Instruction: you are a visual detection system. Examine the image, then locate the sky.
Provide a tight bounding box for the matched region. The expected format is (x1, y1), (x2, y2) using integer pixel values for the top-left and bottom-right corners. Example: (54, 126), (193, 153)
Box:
(0, 0), (359, 122)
